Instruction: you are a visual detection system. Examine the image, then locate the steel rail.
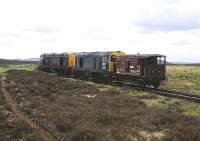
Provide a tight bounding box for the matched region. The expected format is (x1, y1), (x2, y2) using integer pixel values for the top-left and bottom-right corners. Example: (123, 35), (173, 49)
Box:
(148, 88), (200, 103)
(53, 73), (200, 103)
(115, 81), (200, 103)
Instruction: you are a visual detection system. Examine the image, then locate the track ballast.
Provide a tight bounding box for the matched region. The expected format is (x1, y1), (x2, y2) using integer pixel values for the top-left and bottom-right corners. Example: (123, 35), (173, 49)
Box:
(49, 73), (200, 103)
(110, 81), (200, 103)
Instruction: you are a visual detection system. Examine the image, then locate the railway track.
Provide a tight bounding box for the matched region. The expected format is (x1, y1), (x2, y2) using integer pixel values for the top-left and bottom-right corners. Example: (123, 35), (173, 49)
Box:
(113, 81), (200, 103)
(55, 73), (200, 103)
(148, 88), (200, 103)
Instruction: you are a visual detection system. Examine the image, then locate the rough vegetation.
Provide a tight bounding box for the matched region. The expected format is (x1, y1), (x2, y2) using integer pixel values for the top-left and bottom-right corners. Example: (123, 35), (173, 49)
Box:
(0, 74), (45, 140)
(0, 63), (37, 76)
(2, 69), (200, 141)
(164, 65), (200, 93)
(0, 59), (38, 66)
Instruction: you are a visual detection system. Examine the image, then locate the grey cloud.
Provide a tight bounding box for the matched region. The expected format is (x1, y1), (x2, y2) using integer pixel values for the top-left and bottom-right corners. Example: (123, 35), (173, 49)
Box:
(161, 0), (181, 5)
(134, 9), (200, 32)
(40, 38), (57, 42)
(80, 33), (112, 40)
(173, 40), (192, 46)
(30, 26), (59, 33)
(80, 27), (112, 40)
(135, 29), (156, 34)
(0, 33), (19, 38)
(0, 42), (13, 46)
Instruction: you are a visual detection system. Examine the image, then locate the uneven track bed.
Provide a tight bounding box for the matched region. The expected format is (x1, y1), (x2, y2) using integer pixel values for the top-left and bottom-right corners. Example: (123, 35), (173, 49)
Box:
(150, 88), (200, 103)
(110, 81), (200, 103)
(2, 70), (200, 141)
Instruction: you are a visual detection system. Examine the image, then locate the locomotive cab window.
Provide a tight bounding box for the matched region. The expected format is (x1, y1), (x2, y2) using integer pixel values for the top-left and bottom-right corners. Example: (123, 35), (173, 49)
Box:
(110, 55), (116, 62)
(60, 57), (63, 66)
(99, 58), (102, 70)
(79, 57), (83, 68)
(93, 57), (96, 69)
(43, 58), (46, 65)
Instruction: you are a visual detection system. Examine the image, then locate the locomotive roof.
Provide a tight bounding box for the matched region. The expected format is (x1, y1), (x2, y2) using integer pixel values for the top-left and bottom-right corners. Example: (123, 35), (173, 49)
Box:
(76, 51), (113, 56)
(41, 52), (165, 58)
(118, 54), (166, 58)
(41, 52), (69, 57)
(41, 51), (114, 57)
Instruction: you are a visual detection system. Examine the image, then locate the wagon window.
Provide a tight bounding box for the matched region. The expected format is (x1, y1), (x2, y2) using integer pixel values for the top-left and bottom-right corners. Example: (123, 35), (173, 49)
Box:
(157, 57), (165, 65)
(161, 57), (165, 64)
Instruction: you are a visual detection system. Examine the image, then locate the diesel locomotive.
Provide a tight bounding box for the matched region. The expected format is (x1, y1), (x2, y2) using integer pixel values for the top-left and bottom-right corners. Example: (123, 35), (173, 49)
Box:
(39, 51), (166, 88)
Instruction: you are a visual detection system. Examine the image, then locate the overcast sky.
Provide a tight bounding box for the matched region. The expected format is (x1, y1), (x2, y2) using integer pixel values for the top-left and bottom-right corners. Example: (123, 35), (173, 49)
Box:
(0, 0), (200, 62)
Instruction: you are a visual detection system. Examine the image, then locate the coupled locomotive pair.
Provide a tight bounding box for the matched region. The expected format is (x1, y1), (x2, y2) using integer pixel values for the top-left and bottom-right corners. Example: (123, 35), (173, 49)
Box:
(39, 51), (166, 88)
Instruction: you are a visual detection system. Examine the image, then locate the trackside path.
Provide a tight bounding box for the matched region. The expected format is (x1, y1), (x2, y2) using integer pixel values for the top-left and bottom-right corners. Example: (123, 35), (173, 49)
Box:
(0, 76), (58, 141)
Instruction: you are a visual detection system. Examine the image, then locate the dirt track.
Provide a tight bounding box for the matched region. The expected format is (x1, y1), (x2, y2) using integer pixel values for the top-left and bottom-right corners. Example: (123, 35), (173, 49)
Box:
(1, 70), (200, 141)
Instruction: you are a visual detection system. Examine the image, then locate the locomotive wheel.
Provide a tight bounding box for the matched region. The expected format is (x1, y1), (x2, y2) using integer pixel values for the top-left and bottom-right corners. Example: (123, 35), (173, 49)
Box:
(153, 82), (160, 88)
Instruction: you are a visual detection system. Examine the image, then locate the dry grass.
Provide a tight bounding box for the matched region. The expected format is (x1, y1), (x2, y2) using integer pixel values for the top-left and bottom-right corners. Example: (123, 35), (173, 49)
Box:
(0, 75), (45, 140)
(3, 70), (200, 141)
(163, 65), (200, 93)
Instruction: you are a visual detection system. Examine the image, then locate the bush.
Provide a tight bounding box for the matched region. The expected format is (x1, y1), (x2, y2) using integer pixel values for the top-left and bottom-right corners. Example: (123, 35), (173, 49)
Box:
(167, 101), (184, 113)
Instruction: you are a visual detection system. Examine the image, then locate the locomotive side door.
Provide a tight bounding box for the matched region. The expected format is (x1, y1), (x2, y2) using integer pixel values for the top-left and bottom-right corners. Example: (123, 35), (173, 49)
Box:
(139, 58), (145, 76)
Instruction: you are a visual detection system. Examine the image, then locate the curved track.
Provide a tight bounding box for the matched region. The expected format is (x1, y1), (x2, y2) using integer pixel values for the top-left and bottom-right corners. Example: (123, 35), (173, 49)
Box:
(50, 73), (200, 103)
(149, 88), (200, 103)
(113, 81), (200, 103)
